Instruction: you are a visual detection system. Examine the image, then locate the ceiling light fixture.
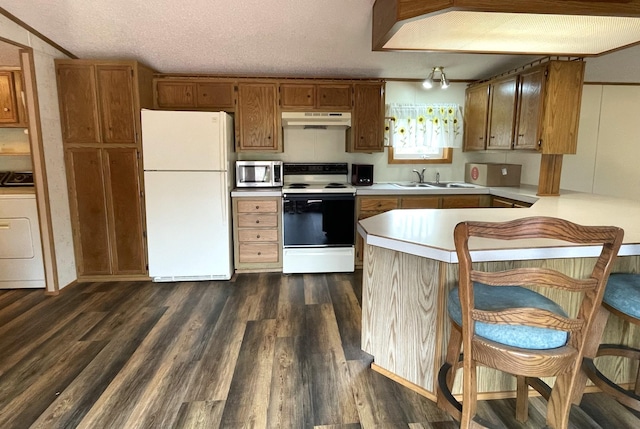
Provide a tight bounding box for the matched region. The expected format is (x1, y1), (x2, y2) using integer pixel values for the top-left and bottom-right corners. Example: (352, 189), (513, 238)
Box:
(423, 67), (449, 89)
(372, 0), (640, 56)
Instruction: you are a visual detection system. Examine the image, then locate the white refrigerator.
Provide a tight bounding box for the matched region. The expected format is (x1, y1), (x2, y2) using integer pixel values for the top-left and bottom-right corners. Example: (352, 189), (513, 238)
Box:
(141, 109), (235, 281)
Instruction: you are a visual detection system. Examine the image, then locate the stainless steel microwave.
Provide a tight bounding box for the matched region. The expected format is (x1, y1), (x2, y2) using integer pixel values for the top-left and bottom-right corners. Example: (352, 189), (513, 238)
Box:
(235, 160), (283, 187)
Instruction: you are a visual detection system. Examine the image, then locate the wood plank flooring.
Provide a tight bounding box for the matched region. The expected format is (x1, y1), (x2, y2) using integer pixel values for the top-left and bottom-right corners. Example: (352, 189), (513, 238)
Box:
(1, 272), (639, 428)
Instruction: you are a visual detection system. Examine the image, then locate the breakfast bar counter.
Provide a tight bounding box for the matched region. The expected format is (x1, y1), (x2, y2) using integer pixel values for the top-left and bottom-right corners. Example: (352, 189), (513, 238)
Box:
(357, 191), (640, 401)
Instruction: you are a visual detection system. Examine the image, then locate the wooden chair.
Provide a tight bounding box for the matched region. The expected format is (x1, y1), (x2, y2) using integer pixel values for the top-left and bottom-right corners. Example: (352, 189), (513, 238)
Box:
(436, 216), (624, 429)
(583, 273), (640, 411)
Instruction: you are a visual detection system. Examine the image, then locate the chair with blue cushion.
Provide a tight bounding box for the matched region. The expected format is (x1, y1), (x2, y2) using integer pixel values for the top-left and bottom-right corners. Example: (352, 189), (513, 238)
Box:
(436, 216), (623, 429)
(583, 273), (640, 411)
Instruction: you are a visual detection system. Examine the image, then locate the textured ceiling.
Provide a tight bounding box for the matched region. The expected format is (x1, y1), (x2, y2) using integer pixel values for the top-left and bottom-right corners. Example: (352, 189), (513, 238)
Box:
(1, 0), (639, 82)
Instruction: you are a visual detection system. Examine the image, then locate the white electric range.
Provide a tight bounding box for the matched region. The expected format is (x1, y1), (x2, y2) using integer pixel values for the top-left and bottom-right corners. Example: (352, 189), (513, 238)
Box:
(281, 163), (356, 274)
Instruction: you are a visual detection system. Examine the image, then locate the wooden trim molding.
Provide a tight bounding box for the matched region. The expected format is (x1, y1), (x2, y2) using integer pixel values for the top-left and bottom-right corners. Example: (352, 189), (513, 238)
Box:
(20, 48), (60, 294)
(387, 147), (453, 164)
(0, 7), (76, 58)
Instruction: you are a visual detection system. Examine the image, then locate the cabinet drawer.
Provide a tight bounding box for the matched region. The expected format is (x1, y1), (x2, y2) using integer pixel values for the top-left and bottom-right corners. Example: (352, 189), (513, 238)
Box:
(237, 200), (278, 213)
(238, 243), (279, 263)
(359, 198), (399, 212)
(237, 213), (278, 228)
(238, 228), (279, 242)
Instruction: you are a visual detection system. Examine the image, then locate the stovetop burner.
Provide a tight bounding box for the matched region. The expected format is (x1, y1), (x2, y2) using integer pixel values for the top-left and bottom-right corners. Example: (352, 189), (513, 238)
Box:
(288, 183), (309, 189)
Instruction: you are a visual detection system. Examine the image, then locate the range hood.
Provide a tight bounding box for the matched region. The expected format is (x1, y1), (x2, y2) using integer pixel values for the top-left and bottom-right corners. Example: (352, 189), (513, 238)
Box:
(282, 112), (351, 129)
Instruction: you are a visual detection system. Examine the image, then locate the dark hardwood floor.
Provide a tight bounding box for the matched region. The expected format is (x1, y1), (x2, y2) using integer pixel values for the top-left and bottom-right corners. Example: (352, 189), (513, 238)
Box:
(1, 272), (639, 428)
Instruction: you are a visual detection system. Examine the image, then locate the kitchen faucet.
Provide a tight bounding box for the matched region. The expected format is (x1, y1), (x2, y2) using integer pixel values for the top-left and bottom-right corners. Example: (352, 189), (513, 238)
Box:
(413, 168), (425, 183)
(435, 171), (440, 184)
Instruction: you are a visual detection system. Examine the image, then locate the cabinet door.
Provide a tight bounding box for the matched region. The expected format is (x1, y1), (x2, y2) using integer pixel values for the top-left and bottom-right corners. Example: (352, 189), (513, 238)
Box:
(196, 82), (235, 109)
(514, 68), (545, 150)
(280, 84), (315, 108)
(96, 65), (137, 144)
(237, 83), (280, 151)
(0, 72), (18, 124)
(65, 148), (111, 276)
(56, 64), (100, 143)
(156, 81), (196, 108)
(463, 84), (490, 151)
(103, 148), (147, 275)
(317, 84), (352, 109)
(487, 76), (517, 149)
(351, 83), (384, 152)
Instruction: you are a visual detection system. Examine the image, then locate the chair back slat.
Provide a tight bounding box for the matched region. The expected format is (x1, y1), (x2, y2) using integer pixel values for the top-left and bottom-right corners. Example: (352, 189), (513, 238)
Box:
(471, 269), (598, 292)
(471, 308), (584, 332)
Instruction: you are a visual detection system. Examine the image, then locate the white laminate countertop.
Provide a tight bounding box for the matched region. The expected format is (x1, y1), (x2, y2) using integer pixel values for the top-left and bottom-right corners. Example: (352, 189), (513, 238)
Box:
(358, 190), (640, 264)
(231, 188), (282, 198)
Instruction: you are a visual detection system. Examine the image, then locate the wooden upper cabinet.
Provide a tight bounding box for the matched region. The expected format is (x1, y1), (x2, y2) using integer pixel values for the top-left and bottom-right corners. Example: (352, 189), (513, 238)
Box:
(96, 65), (137, 144)
(155, 79), (235, 110)
(538, 61), (585, 155)
(349, 83), (384, 152)
(156, 81), (195, 108)
(0, 71), (19, 124)
(280, 84), (316, 108)
(487, 76), (517, 149)
(463, 83), (490, 151)
(196, 82), (235, 109)
(280, 83), (352, 110)
(56, 64), (100, 143)
(514, 67), (545, 150)
(237, 82), (280, 152)
(317, 84), (352, 109)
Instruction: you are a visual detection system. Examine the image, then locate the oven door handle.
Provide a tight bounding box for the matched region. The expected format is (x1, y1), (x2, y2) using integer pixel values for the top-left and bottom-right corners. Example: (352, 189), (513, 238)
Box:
(306, 199), (322, 204)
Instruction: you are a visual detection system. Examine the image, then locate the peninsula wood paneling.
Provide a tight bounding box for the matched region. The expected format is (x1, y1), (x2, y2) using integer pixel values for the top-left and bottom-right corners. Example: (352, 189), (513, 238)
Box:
(362, 245), (441, 394)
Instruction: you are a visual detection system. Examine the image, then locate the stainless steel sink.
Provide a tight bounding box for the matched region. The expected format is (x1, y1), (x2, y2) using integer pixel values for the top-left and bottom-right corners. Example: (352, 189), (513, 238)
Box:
(393, 182), (433, 188)
(424, 182), (477, 188)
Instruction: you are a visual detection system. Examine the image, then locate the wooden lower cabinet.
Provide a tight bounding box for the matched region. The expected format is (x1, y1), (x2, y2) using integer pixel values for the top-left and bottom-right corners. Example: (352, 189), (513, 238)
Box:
(233, 197), (282, 271)
(65, 147), (146, 277)
(490, 196), (532, 208)
(355, 194), (490, 266)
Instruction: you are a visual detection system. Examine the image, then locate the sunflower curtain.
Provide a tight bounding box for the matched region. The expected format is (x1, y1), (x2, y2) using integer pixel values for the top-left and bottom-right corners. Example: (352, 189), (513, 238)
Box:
(385, 103), (463, 149)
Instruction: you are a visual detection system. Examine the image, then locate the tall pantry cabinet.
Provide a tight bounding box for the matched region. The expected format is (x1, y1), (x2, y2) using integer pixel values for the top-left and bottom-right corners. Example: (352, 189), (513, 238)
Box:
(55, 60), (154, 280)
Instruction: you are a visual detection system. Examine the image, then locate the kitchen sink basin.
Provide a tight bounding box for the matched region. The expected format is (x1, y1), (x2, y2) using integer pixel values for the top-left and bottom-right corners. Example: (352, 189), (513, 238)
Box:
(393, 182), (479, 189)
(424, 182), (477, 188)
(393, 182), (433, 188)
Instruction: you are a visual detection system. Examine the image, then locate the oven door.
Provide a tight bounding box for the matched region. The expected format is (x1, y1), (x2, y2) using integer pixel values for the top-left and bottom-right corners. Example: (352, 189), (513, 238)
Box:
(283, 193), (355, 248)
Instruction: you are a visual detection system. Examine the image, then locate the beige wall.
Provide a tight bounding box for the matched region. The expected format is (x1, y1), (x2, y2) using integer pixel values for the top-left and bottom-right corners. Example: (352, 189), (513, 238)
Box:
(0, 15), (76, 288)
(562, 85), (640, 200)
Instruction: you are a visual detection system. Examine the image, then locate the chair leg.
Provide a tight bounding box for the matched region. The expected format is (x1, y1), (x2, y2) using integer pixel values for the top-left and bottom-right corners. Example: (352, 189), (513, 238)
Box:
(546, 372), (575, 429)
(437, 324), (463, 418)
(516, 375), (529, 422)
(461, 359), (478, 429)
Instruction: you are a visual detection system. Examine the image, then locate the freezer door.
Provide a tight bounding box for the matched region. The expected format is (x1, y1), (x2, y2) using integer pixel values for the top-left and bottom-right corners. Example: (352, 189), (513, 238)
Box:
(144, 171), (233, 280)
(141, 110), (228, 172)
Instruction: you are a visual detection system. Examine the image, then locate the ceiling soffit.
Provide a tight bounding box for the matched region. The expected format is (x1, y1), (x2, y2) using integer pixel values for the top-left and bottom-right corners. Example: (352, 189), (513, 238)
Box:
(373, 0), (640, 56)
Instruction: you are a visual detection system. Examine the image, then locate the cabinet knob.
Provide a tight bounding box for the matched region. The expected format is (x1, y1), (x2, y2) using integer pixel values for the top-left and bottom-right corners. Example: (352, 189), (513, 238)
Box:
(256, 234), (261, 239)
(518, 134), (525, 137)
(2, 107), (9, 112)
(256, 220), (260, 224)
(479, 137), (483, 140)
(255, 205), (259, 209)
(257, 252), (262, 255)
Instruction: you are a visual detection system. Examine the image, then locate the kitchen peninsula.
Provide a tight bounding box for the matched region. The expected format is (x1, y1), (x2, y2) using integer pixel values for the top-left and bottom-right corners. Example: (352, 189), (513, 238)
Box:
(357, 189), (640, 401)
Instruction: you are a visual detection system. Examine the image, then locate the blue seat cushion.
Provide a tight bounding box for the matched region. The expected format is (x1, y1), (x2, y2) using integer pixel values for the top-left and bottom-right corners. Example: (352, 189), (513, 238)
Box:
(448, 283), (569, 350)
(604, 273), (640, 320)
